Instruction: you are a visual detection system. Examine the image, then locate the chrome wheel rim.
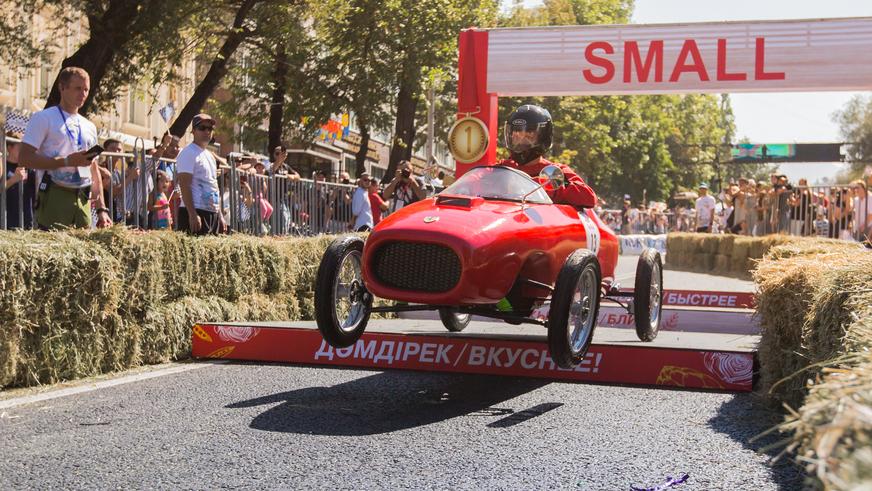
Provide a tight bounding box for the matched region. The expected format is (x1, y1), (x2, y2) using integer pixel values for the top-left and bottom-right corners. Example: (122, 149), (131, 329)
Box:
(649, 262), (661, 329)
(569, 267), (597, 353)
(332, 250), (367, 333)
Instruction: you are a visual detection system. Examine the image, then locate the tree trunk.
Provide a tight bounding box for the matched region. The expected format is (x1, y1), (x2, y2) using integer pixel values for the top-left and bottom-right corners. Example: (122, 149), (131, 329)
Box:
(386, 52), (420, 179)
(169, 0), (259, 137)
(387, 79), (419, 179)
(45, 1), (142, 113)
(267, 45), (288, 157)
(354, 125), (370, 177)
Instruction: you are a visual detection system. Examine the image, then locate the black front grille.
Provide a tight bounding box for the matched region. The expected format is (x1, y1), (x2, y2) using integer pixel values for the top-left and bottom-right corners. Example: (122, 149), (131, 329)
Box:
(371, 241), (461, 293)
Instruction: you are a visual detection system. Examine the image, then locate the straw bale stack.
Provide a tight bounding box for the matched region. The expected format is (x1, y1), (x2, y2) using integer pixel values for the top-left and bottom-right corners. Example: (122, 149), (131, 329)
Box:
(753, 240), (865, 407)
(0, 231), (124, 386)
(0, 228), (349, 388)
(769, 311), (872, 490)
(753, 241), (870, 489)
(731, 237), (753, 273)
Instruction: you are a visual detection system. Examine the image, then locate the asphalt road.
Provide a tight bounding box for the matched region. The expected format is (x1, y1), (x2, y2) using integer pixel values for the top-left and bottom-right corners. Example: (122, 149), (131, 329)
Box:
(1, 361), (801, 490)
(618, 255), (755, 293)
(1, 257), (791, 490)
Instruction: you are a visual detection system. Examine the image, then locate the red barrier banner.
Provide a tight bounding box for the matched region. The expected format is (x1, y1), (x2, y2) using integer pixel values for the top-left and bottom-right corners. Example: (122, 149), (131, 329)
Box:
(597, 306), (758, 335)
(192, 324), (753, 392)
(661, 290), (755, 309)
(608, 290), (755, 309)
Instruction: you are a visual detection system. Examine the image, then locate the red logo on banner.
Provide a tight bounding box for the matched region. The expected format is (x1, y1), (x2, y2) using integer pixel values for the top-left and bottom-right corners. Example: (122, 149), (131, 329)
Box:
(583, 37), (785, 85)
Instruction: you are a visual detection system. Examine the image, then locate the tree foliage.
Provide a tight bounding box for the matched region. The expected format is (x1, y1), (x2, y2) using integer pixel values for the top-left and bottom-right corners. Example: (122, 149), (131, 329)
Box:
(834, 95), (872, 178)
(0, 0), (203, 115)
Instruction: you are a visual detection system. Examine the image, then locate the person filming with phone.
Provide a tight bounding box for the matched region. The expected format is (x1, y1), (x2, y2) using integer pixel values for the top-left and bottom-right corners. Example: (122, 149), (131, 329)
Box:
(19, 66), (111, 230)
(383, 160), (425, 213)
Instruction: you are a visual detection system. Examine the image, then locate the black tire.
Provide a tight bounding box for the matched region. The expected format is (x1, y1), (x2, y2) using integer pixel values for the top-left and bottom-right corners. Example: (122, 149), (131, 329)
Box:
(438, 308), (471, 332)
(315, 236), (372, 348)
(633, 248), (663, 342)
(548, 249), (602, 369)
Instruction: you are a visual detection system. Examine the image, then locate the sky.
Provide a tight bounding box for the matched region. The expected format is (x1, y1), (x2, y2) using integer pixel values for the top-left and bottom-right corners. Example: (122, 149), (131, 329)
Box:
(511, 0), (872, 183)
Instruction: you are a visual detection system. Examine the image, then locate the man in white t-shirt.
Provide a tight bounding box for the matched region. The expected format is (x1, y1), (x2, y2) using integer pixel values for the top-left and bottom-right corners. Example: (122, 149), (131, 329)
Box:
(351, 172), (373, 232)
(19, 67), (111, 230)
(176, 113), (226, 234)
(695, 183), (716, 233)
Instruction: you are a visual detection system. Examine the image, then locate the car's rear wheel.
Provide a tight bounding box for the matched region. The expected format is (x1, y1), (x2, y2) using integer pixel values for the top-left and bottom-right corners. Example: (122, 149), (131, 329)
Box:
(438, 308), (470, 332)
(548, 249), (601, 368)
(633, 248), (663, 342)
(315, 236), (372, 348)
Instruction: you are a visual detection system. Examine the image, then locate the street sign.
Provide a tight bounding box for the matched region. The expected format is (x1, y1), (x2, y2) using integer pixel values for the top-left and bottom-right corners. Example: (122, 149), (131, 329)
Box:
(728, 143), (843, 163)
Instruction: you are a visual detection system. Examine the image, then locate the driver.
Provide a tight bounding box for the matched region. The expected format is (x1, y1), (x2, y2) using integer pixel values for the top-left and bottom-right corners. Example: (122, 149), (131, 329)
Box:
(499, 104), (597, 208)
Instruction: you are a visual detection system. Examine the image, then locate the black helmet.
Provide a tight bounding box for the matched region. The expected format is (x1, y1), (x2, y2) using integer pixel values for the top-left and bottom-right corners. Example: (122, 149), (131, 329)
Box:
(504, 104), (553, 163)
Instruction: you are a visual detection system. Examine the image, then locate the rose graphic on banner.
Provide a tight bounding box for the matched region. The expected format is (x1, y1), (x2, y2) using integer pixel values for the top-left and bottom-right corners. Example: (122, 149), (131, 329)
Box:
(703, 352), (752, 385)
(215, 325), (259, 344)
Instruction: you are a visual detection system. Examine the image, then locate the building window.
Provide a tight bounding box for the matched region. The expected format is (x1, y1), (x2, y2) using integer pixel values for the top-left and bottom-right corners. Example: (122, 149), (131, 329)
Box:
(127, 90), (146, 126)
(39, 64), (53, 99)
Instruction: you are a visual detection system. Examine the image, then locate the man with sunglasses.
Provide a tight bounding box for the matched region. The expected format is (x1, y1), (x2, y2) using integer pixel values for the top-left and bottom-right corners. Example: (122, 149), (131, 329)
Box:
(176, 114), (226, 234)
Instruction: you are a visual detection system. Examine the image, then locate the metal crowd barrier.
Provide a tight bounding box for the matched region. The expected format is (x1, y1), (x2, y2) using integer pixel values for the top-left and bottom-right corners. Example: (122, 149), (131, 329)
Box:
(599, 209), (681, 235)
(10, 145), (868, 242)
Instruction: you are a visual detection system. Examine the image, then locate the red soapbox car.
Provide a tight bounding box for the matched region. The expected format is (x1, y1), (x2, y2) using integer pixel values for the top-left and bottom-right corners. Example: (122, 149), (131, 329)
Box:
(314, 165), (663, 368)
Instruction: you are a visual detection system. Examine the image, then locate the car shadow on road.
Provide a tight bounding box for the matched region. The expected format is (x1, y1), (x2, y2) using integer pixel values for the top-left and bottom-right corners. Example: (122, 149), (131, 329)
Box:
(226, 371), (550, 435)
(708, 393), (806, 490)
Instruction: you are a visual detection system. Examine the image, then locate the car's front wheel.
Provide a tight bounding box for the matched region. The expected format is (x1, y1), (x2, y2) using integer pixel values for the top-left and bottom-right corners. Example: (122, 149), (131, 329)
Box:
(438, 307), (470, 332)
(315, 236), (372, 348)
(633, 248), (663, 342)
(548, 249), (602, 368)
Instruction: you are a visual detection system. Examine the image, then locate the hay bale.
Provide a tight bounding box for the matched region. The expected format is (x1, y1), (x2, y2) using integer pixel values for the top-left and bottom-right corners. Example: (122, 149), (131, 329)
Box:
(753, 241), (868, 408)
(731, 238), (752, 273)
(716, 234), (735, 255)
(693, 253), (715, 272)
(714, 254), (730, 273)
(776, 313), (872, 490)
(700, 235), (720, 255)
(0, 231), (125, 386)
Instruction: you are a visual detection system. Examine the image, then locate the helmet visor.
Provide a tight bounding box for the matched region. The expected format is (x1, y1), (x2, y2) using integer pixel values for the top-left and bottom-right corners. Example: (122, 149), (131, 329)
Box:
(504, 120), (546, 153)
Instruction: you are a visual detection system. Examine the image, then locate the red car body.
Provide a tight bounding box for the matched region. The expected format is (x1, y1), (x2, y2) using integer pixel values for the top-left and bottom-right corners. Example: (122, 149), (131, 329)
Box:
(362, 181), (618, 308)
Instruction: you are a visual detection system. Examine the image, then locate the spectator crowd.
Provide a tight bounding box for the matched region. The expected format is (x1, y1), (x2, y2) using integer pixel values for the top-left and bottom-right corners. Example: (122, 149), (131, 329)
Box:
(3, 67), (871, 247)
(597, 173), (872, 246)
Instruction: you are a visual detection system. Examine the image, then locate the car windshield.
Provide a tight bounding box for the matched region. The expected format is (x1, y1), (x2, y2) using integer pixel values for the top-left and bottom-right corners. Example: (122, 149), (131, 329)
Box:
(440, 166), (551, 204)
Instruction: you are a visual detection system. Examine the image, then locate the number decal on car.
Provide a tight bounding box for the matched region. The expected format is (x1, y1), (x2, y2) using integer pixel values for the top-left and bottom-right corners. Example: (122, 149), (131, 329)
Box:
(579, 211), (600, 254)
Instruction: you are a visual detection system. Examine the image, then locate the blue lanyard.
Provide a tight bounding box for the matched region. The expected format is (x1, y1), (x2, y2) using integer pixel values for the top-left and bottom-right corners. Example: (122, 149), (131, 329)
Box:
(57, 106), (82, 150)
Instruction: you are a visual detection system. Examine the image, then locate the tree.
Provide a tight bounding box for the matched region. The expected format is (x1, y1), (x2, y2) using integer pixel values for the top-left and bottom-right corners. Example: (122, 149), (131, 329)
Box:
(383, 0), (498, 178)
(208, 1), (339, 154)
(834, 95), (872, 178)
(312, 0), (398, 175)
(169, 0), (273, 137)
(0, 2), (56, 71)
(31, 0), (201, 114)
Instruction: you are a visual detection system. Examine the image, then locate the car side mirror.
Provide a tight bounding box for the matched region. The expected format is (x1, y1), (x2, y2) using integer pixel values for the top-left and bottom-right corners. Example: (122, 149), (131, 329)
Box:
(539, 165), (565, 189)
(522, 164), (566, 209)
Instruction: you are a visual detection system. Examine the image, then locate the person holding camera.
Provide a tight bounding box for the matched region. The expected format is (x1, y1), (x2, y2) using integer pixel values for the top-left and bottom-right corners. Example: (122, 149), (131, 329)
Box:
(176, 113), (226, 235)
(19, 67), (111, 230)
(383, 160), (425, 213)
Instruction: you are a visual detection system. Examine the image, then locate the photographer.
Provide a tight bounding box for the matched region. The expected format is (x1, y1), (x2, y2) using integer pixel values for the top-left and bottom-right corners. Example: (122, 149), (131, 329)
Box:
(383, 160), (425, 213)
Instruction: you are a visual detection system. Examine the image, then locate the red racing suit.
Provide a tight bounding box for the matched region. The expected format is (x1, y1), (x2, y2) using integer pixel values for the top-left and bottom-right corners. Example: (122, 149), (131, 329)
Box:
(499, 157), (597, 208)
